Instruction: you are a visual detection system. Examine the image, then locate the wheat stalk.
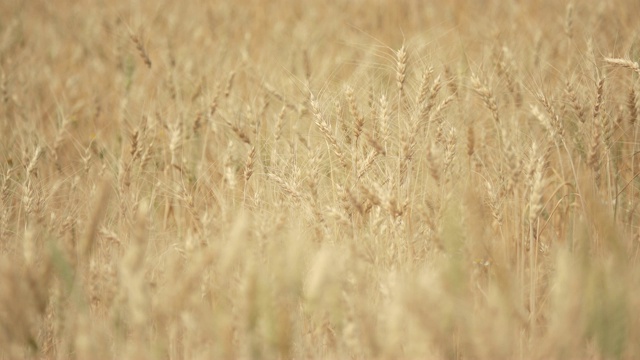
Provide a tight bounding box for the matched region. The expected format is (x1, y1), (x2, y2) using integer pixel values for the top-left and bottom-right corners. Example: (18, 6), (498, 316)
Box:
(310, 92), (348, 169)
(604, 57), (640, 75)
(471, 73), (500, 123)
(244, 146), (256, 182)
(396, 45), (407, 97)
(628, 86), (638, 126)
(130, 34), (151, 69)
(345, 85), (364, 144)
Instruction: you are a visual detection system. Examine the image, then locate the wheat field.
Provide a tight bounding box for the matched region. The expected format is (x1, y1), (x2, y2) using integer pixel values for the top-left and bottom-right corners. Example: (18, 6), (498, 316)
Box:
(1, 0), (640, 359)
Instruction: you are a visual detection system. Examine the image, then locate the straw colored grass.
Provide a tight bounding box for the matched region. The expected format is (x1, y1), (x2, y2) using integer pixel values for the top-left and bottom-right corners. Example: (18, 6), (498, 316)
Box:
(2, 0), (640, 359)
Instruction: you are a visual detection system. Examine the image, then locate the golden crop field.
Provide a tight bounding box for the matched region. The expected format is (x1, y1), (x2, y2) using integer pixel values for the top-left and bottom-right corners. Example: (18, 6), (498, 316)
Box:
(2, 0), (640, 358)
